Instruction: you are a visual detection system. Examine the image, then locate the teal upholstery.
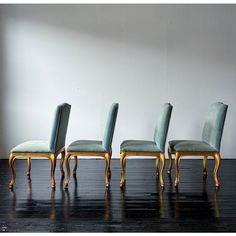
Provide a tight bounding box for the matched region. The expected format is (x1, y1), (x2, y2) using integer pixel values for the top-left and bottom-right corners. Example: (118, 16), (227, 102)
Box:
(67, 103), (119, 154)
(67, 140), (106, 153)
(169, 102), (228, 153)
(11, 140), (50, 153)
(121, 140), (161, 153)
(120, 103), (172, 154)
(202, 102), (228, 152)
(49, 103), (71, 153)
(102, 103), (119, 153)
(169, 140), (217, 152)
(11, 103), (71, 154)
(153, 103), (173, 152)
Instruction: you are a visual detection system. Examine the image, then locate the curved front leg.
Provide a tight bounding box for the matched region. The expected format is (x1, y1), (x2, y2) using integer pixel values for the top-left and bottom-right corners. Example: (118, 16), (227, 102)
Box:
(174, 152), (181, 188)
(213, 153), (221, 188)
(159, 153), (165, 188)
(50, 154), (57, 189)
(9, 154), (16, 189)
(27, 157), (31, 176)
(64, 153), (72, 189)
(120, 152), (126, 188)
(155, 157), (159, 176)
(60, 150), (65, 177)
(104, 153), (111, 188)
(167, 148), (172, 176)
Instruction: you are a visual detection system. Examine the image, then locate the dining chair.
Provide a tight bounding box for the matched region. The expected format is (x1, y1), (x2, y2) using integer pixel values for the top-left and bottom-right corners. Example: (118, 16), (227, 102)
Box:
(9, 103), (71, 189)
(168, 102), (228, 188)
(64, 103), (119, 189)
(119, 103), (173, 188)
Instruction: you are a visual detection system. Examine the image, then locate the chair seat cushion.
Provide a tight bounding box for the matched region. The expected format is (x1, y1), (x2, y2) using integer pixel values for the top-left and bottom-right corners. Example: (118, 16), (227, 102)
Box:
(67, 140), (106, 153)
(11, 140), (51, 153)
(120, 140), (161, 153)
(168, 140), (217, 152)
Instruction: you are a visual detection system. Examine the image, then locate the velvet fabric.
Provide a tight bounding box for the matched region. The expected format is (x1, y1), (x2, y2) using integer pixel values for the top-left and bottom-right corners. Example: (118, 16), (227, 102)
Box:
(102, 103), (119, 153)
(67, 140), (106, 153)
(11, 103), (71, 153)
(121, 140), (161, 153)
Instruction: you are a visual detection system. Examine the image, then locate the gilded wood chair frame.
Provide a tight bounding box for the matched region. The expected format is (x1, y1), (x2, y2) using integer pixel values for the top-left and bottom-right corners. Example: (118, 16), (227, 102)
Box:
(120, 151), (165, 188)
(64, 151), (111, 189)
(9, 147), (65, 189)
(167, 146), (221, 188)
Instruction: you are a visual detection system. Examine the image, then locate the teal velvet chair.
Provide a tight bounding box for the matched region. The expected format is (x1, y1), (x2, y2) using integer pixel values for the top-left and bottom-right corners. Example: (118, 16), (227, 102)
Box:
(9, 103), (71, 189)
(120, 103), (173, 188)
(168, 102), (228, 188)
(64, 103), (119, 189)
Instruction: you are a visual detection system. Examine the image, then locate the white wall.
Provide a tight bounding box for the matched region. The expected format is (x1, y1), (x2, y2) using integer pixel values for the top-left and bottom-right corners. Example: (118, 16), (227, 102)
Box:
(0, 5), (235, 158)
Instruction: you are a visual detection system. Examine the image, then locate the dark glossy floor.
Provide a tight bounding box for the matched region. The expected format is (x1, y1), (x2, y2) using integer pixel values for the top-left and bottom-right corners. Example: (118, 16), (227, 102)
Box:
(0, 158), (236, 232)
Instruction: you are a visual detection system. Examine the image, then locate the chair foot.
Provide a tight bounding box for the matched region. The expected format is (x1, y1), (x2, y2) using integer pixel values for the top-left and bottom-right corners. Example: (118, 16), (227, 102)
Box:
(64, 182), (69, 189)
(167, 170), (171, 176)
(73, 170), (76, 176)
(27, 172), (30, 176)
(203, 171), (207, 177)
(9, 183), (13, 189)
(106, 182), (110, 189)
(120, 180), (125, 188)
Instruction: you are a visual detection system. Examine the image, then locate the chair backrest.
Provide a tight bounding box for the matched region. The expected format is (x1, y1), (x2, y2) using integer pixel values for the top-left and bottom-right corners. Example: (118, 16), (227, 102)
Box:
(49, 103), (71, 153)
(153, 103), (173, 152)
(202, 102), (228, 152)
(102, 103), (119, 154)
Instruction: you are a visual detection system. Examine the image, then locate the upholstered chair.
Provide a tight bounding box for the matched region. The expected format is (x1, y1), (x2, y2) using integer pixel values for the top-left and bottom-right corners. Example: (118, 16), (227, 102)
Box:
(9, 103), (71, 189)
(120, 103), (173, 188)
(64, 103), (119, 189)
(168, 102), (228, 188)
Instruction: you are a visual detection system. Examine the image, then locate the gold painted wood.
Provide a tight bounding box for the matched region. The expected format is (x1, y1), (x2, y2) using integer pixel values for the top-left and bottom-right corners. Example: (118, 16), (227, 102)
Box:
(168, 149), (221, 189)
(9, 147), (65, 189)
(64, 151), (112, 189)
(119, 151), (165, 188)
(167, 147), (172, 176)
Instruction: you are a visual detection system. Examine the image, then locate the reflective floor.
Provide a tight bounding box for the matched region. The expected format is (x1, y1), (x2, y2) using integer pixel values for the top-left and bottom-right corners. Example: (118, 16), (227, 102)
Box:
(0, 158), (235, 232)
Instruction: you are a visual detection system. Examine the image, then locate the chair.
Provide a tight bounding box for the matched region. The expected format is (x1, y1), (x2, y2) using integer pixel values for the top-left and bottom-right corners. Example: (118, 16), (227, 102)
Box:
(119, 103), (173, 188)
(64, 103), (119, 189)
(168, 102), (228, 188)
(9, 103), (71, 189)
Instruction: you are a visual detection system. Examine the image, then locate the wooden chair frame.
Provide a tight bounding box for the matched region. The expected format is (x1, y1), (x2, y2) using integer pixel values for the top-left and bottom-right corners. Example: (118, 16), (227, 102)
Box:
(167, 146), (221, 188)
(119, 151), (165, 188)
(64, 152), (111, 189)
(9, 147), (65, 189)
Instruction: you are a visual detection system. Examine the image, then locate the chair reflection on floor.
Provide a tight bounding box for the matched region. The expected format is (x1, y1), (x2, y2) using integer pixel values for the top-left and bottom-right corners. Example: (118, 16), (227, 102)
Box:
(9, 176), (67, 222)
(168, 182), (220, 221)
(120, 183), (165, 222)
(64, 174), (112, 222)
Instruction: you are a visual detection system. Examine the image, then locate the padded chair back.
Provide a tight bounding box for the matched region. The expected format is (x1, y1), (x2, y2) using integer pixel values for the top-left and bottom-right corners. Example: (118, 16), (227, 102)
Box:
(102, 103), (119, 153)
(49, 103), (71, 153)
(154, 103), (173, 152)
(202, 102), (228, 152)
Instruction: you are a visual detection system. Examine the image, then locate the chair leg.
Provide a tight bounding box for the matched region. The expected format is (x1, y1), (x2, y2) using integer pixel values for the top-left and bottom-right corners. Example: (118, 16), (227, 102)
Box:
(50, 154), (57, 189)
(155, 157), (159, 176)
(104, 153), (111, 188)
(73, 156), (78, 176)
(203, 156), (208, 177)
(159, 153), (165, 188)
(120, 152), (126, 188)
(213, 153), (221, 188)
(168, 148), (172, 176)
(174, 152), (181, 188)
(64, 153), (72, 189)
(27, 157), (31, 176)
(9, 154), (16, 189)
(60, 150), (65, 177)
